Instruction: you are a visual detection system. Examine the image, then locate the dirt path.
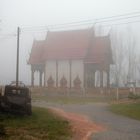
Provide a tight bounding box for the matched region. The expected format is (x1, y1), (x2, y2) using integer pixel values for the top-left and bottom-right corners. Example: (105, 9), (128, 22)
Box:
(50, 107), (105, 140)
(33, 101), (140, 140)
(55, 103), (140, 140)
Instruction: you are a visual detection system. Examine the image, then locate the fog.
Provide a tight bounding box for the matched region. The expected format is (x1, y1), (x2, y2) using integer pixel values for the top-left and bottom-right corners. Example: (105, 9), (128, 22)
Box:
(0, 0), (140, 85)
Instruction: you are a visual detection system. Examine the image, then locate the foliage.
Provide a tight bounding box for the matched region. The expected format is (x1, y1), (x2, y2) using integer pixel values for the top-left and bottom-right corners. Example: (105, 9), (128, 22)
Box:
(0, 124), (6, 136)
(110, 103), (140, 120)
(0, 116), (6, 136)
(128, 92), (140, 99)
(0, 107), (72, 140)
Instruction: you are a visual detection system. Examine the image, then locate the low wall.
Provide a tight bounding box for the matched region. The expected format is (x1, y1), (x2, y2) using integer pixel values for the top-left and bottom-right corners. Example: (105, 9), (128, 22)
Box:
(1, 85), (139, 99)
(30, 87), (140, 99)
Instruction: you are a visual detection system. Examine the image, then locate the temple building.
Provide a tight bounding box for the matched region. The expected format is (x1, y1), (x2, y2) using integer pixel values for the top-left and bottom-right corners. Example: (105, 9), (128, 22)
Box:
(28, 28), (113, 88)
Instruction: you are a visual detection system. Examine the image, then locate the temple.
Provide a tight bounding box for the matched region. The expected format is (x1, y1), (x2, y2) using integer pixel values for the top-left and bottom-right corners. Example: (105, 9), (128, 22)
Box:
(28, 28), (113, 88)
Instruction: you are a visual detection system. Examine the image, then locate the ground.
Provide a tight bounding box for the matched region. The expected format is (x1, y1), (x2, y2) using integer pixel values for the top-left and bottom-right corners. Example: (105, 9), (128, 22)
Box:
(33, 101), (140, 140)
(50, 107), (104, 140)
(0, 107), (72, 140)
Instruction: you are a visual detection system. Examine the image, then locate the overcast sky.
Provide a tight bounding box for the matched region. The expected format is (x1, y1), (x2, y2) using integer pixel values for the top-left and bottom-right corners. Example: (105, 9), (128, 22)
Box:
(0, 0), (140, 85)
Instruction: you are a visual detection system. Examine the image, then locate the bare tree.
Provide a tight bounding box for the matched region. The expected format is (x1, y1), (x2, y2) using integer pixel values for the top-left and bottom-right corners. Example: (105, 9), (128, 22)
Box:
(95, 25), (138, 88)
(110, 28), (127, 87)
(125, 26), (137, 85)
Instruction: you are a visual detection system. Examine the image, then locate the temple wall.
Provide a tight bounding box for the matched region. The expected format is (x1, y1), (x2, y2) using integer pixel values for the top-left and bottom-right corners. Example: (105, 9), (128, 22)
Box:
(45, 61), (56, 86)
(45, 60), (84, 88)
(71, 60), (84, 87)
(58, 60), (70, 87)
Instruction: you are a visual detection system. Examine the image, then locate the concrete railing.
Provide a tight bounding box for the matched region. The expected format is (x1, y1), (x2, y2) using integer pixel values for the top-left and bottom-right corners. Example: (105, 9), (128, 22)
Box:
(29, 86), (140, 99)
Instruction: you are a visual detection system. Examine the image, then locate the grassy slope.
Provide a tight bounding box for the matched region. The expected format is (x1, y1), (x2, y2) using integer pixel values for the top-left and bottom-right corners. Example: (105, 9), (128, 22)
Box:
(110, 103), (140, 120)
(32, 94), (113, 104)
(0, 107), (71, 140)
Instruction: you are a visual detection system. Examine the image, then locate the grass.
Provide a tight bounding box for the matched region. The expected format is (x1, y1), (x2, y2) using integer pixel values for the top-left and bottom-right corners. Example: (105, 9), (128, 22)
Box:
(110, 102), (140, 120)
(0, 107), (72, 140)
(32, 94), (114, 104)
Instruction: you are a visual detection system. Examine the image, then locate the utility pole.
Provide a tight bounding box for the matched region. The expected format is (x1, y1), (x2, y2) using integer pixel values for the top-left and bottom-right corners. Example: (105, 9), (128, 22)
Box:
(16, 27), (20, 87)
(0, 20), (2, 31)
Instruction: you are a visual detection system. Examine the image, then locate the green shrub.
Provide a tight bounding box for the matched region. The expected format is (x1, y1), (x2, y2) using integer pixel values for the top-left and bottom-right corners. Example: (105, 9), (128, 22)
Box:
(0, 124), (6, 136)
(110, 103), (140, 120)
(128, 92), (140, 99)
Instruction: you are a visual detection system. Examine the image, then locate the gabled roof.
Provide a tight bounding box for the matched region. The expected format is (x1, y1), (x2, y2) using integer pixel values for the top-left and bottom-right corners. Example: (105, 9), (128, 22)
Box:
(85, 36), (113, 63)
(42, 29), (92, 60)
(28, 40), (45, 64)
(28, 28), (113, 64)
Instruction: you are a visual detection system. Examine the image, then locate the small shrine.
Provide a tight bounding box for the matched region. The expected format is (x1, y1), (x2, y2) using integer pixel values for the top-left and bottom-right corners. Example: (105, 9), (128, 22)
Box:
(47, 76), (55, 88)
(73, 75), (81, 89)
(60, 76), (67, 88)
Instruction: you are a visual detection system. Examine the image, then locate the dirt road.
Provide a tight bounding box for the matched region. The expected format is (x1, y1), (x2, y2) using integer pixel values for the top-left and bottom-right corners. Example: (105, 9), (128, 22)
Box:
(33, 101), (140, 140)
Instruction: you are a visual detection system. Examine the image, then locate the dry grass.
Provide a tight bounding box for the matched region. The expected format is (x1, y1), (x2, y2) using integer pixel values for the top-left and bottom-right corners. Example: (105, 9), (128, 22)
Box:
(0, 107), (72, 140)
(110, 101), (140, 120)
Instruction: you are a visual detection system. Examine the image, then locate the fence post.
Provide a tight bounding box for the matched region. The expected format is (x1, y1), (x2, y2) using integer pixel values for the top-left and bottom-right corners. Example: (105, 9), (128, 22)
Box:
(116, 88), (119, 100)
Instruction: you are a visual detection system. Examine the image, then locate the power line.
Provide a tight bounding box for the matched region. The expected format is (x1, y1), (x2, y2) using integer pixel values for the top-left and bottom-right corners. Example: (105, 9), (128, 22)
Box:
(1, 18), (140, 36)
(1, 11), (140, 36)
(21, 11), (140, 32)
(100, 19), (140, 28)
(93, 11), (140, 21)
(21, 19), (140, 34)
(0, 33), (16, 39)
(0, 33), (16, 37)
(95, 14), (140, 24)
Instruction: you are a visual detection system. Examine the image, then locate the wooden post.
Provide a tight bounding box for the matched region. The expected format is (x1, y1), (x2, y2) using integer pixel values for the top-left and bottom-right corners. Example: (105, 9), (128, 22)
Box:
(44, 64), (46, 87)
(100, 70), (103, 87)
(92, 71), (95, 88)
(84, 64), (88, 89)
(31, 69), (34, 87)
(16, 27), (20, 87)
(107, 68), (110, 88)
(56, 61), (58, 88)
(83, 64), (87, 94)
(69, 60), (72, 89)
(116, 88), (119, 100)
(84, 64), (86, 88)
(44, 71), (46, 87)
(39, 71), (42, 87)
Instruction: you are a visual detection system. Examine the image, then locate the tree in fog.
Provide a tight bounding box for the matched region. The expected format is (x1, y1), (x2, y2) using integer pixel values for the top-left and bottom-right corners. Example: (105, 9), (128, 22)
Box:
(110, 28), (127, 87)
(125, 26), (137, 85)
(136, 56), (140, 86)
(110, 26), (138, 87)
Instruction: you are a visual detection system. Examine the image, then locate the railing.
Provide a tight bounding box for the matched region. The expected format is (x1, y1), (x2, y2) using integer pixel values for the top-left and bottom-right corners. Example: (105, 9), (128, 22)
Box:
(29, 86), (140, 100)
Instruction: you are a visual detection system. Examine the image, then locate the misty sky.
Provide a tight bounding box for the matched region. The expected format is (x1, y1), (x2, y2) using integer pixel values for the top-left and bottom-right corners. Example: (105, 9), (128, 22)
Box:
(0, 0), (140, 85)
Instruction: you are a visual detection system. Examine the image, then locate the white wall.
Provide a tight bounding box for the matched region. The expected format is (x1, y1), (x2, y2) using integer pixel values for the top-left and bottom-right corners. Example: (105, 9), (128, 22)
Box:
(45, 61), (56, 86)
(95, 70), (100, 87)
(58, 60), (70, 87)
(71, 60), (84, 87)
(34, 71), (39, 86)
(45, 59), (84, 88)
(103, 71), (107, 87)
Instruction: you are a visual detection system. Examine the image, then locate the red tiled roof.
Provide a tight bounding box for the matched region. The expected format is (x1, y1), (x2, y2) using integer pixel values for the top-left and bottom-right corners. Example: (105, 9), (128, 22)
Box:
(85, 36), (113, 63)
(28, 29), (113, 64)
(42, 29), (91, 60)
(28, 40), (45, 64)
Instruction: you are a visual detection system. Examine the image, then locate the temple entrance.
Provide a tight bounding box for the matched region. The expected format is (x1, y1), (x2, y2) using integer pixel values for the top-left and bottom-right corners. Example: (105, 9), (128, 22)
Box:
(31, 64), (45, 87)
(84, 63), (110, 88)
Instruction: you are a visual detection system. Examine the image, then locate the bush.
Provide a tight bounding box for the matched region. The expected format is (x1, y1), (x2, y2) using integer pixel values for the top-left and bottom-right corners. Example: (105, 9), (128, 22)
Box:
(0, 116), (6, 136)
(0, 124), (6, 136)
(128, 92), (140, 99)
